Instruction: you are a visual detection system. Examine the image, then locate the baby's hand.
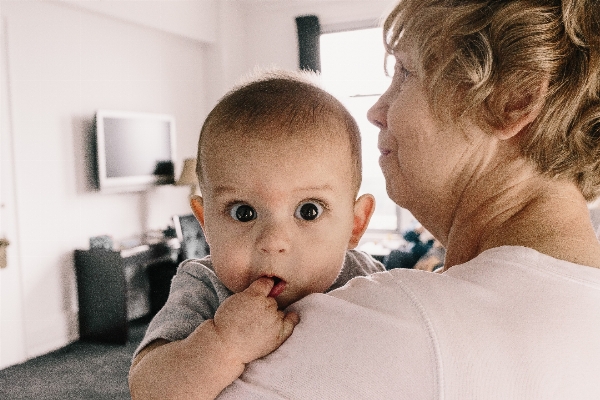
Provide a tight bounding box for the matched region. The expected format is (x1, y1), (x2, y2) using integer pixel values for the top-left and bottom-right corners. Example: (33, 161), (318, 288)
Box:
(212, 277), (300, 364)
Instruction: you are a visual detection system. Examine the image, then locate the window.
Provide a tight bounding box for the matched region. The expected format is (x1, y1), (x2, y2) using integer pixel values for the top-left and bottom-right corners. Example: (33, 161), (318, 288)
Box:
(320, 27), (419, 233)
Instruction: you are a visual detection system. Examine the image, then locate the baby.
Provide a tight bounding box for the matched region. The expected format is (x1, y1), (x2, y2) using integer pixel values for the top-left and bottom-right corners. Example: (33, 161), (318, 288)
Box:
(129, 70), (384, 399)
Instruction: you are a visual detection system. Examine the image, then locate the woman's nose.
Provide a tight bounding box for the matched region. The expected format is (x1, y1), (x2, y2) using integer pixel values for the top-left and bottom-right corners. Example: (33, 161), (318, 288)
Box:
(367, 96), (388, 129)
(256, 220), (291, 254)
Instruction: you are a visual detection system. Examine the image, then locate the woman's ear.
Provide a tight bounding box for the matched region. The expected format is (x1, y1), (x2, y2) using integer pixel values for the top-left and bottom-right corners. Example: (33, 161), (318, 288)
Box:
(189, 195), (206, 228)
(348, 194), (376, 249)
(492, 79), (549, 140)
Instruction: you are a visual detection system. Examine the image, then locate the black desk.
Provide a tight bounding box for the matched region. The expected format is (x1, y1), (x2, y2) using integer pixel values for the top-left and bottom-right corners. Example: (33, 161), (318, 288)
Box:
(75, 239), (179, 344)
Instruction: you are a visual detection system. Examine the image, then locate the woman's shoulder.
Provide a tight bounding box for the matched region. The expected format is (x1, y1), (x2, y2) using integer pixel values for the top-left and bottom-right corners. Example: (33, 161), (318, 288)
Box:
(330, 245), (600, 311)
(466, 245), (600, 286)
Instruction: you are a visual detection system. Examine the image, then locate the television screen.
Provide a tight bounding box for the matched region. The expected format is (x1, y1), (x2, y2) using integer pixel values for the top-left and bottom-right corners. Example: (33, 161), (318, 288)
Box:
(95, 110), (176, 192)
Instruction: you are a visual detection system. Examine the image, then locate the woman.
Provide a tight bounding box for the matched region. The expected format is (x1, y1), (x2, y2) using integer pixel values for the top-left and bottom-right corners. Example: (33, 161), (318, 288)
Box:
(218, 0), (600, 398)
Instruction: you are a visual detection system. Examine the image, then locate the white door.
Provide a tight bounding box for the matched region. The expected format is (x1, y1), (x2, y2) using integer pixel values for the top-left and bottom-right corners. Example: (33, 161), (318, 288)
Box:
(0, 14), (26, 370)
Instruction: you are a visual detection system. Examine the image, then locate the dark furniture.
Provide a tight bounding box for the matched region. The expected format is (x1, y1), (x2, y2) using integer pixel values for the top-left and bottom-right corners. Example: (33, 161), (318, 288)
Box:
(383, 230), (434, 270)
(146, 259), (178, 316)
(74, 239), (179, 344)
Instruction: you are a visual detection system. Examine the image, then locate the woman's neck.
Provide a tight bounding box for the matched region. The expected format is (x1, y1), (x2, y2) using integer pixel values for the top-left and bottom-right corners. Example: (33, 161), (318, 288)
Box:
(443, 166), (600, 270)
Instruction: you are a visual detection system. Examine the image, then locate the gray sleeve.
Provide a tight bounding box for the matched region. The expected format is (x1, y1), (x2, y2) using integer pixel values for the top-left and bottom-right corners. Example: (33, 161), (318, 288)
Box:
(133, 257), (233, 359)
(327, 249), (385, 292)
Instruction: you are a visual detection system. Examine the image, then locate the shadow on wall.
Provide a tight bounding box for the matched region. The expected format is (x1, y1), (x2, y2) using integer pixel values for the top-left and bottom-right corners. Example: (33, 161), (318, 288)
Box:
(71, 116), (98, 195)
(58, 251), (80, 341)
(21, 252), (80, 347)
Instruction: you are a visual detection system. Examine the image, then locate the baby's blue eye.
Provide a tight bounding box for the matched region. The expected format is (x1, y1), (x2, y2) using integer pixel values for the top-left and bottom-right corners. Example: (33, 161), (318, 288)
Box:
(230, 204), (257, 222)
(294, 202), (323, 221)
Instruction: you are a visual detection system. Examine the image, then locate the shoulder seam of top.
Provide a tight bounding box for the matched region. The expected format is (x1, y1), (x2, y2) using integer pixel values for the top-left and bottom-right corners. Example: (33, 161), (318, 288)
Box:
(393, 276), (444, 400)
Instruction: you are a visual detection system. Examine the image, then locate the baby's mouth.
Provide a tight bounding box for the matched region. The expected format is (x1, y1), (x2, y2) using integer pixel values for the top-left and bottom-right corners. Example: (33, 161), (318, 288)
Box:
(267, 276), (286, 298)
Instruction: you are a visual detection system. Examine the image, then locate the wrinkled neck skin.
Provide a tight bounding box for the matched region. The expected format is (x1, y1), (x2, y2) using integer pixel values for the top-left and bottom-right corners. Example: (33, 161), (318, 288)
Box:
(421, 139), (600, 271)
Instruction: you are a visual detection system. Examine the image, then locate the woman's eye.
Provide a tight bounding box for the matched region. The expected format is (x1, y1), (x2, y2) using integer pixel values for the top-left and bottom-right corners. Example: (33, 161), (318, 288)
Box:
(230, 204), (257, 222)
(397, 66), (409, 79)
(394, 62), (411, 82)
(294, 202), (324, 221)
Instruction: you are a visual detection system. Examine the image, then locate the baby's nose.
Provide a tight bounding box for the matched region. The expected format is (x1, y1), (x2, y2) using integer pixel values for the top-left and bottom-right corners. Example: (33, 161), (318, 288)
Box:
(256, 220), (291, 254)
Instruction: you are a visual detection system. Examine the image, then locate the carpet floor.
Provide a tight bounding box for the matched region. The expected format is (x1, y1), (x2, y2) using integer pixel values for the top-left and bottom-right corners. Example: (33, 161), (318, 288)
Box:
(0, 320), (148, 400)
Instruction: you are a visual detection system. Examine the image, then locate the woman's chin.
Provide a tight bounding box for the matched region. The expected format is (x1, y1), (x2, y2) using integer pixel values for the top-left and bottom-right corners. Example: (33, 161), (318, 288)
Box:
(386, 183), (415, 210)
(385, 185), (403, 206)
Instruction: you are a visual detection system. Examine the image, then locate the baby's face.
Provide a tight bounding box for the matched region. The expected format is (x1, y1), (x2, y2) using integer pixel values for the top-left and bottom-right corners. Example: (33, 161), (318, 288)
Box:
(199, 126), (358, 308)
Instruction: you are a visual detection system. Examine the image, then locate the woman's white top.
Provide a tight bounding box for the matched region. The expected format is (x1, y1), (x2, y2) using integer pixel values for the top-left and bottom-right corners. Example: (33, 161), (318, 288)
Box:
(219, 246), (600, 399)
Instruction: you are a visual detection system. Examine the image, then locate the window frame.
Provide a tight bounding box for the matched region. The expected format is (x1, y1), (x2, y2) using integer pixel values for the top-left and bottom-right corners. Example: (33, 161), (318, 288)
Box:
(319, 23), (409, 237)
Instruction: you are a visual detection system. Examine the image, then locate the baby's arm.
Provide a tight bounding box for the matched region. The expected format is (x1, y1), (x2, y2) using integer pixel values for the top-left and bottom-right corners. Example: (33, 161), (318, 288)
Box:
(129, 277), (299, 400)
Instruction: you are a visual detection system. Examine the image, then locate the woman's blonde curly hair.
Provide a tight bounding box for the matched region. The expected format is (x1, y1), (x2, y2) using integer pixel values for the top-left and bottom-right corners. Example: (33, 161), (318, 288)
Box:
(384, 0), (600, 200)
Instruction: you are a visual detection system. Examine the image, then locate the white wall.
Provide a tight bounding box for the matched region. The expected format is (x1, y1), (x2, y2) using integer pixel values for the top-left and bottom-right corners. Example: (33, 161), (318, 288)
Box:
(0, 0), (212, 368)
(207, 0), (396, 106)
(59, 0), (217, 43)
(242, 1), (395, 72)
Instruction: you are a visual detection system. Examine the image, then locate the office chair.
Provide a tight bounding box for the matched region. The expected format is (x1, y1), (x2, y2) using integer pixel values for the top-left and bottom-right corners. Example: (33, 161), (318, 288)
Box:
(172, 214), (210, 260)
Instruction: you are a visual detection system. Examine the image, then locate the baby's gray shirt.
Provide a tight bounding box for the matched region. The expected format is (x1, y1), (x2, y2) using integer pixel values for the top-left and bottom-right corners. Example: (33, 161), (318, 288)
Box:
(134, 249), (384, 359)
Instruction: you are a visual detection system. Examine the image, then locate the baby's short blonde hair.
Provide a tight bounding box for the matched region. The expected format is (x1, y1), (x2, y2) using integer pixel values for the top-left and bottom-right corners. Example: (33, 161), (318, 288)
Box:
(197, 70), (363, 195)
(384, 0), (600, 200)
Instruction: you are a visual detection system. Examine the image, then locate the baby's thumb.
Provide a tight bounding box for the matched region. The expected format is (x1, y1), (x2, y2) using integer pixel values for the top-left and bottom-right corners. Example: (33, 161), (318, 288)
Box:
(279, 311), (300, 342)
(245, 277), (275, 297)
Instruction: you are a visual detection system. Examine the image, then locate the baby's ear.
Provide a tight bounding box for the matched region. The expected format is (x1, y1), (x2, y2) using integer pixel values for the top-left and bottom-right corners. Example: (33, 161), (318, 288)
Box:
(348, 194), (376, 249)
(189, 195), (206, 228)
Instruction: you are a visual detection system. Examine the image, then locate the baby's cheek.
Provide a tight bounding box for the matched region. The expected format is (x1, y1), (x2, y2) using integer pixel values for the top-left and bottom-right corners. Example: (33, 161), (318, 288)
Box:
(315, 263), (343, 291)
(212, 252), (250, 293)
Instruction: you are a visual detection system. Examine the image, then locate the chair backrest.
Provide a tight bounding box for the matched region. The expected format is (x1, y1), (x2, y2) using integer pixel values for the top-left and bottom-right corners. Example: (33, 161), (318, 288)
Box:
(172, 214), (209, 260)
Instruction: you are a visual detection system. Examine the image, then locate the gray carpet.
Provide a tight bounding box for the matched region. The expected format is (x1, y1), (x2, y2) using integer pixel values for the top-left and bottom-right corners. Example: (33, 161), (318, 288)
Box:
(0, 320), (148, 400)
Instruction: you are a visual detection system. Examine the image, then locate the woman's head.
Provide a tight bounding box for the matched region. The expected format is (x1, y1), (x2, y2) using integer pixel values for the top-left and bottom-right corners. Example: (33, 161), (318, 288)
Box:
(382, 0), (600, 200)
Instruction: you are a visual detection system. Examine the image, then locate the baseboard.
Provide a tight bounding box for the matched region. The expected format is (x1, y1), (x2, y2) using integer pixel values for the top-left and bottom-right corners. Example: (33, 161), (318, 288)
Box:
(24, 310), (79, 361)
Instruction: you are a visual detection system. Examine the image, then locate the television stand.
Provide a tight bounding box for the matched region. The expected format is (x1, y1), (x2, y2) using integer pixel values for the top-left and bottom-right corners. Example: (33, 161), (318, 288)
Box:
(74, 238), (179, 344)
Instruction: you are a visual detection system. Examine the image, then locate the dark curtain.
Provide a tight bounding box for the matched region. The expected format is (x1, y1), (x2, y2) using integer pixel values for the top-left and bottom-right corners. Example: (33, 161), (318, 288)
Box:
(295, 15), (321, 72)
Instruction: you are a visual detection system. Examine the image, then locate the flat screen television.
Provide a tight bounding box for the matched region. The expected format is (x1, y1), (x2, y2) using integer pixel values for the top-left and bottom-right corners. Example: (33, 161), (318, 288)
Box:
(95, 110), (176, 193)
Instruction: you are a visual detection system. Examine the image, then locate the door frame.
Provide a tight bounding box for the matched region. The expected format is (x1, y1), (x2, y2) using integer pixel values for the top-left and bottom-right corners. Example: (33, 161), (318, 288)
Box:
(0, 14), (26, 370)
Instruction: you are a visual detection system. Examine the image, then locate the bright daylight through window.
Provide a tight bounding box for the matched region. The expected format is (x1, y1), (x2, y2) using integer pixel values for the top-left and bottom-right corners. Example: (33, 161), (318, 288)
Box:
(320, 27), (418, 233)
